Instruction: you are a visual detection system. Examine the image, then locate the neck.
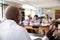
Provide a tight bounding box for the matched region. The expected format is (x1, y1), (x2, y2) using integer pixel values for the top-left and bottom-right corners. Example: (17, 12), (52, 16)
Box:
(7, 19), (19, 24)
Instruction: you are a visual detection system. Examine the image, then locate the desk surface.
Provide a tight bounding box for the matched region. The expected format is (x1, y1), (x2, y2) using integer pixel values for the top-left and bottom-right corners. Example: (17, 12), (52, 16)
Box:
(24, 26), (49, 30)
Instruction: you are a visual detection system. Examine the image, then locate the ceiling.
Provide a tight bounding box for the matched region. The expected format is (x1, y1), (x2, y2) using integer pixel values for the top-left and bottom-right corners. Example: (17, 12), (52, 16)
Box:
(4, 0), (60, 8)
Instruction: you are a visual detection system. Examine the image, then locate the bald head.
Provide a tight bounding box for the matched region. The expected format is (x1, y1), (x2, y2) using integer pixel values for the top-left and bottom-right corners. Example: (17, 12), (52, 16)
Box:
(5, 6), (20, 23)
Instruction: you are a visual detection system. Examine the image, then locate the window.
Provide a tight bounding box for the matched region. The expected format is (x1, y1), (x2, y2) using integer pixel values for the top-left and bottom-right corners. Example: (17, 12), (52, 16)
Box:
(0, 4), (2, 20)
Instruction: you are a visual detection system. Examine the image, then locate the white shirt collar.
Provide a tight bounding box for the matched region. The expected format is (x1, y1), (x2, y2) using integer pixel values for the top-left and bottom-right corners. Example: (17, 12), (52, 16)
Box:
(5, 19), (17, 24)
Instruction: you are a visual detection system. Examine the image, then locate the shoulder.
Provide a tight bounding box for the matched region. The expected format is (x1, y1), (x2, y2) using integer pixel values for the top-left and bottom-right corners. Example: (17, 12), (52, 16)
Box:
(11, 23), (26, 32)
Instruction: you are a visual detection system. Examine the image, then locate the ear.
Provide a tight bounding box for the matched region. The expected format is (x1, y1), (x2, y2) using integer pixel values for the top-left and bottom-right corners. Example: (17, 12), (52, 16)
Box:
(16, 15), (20, 20)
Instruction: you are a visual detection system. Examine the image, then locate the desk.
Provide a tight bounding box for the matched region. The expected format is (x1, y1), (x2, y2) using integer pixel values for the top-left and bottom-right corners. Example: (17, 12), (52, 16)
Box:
(24, 26), (49, 30)
(24, 26), (50, 35)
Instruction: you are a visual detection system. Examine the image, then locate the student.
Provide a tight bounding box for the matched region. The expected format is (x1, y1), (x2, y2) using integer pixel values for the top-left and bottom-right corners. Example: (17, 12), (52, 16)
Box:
(23, 15), (32, 26)
(42, 29), (55, 40)
(0, 6), (31, 40)
(30, 15), (40, 26)
(42, 14), (53, 26)
(55, 18), (60, 30)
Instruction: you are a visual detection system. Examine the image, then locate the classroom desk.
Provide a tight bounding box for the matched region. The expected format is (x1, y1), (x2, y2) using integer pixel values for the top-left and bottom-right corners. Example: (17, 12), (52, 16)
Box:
(24, 26), (49, 30)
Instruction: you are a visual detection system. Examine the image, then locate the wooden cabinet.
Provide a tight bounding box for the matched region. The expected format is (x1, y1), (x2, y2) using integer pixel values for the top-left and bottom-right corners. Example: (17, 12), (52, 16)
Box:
(55, 10), (60, 19)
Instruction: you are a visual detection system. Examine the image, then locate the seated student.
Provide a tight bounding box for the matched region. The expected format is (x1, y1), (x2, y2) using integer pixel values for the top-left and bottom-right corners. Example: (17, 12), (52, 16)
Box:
(23, 15), (32, 26)
(30, 15), (40, 26)
(0, 6), (31, 40)
(42, 29), (56, 40)
(54, 18), (60, 30)
(28, 15), (32, 25)
(19, 17), (25, 26)
(42, 14), (53, 26)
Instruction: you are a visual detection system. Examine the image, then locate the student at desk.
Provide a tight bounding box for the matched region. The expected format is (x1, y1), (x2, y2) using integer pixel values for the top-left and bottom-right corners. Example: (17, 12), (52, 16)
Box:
(30, 15), (40, 27)
(42, 14), (53, 27)
(0, 6), (31, 40)
(23, 15), (32, 26)
(29, 15), (40, 33)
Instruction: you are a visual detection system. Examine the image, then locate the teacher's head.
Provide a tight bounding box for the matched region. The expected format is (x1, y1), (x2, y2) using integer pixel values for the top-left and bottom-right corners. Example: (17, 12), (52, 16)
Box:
(5, 6), (20, 24)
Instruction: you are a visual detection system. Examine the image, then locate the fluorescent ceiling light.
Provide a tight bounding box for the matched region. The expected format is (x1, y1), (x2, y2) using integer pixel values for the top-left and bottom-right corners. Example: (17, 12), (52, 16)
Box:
(23, 4), (36, 10)
(20, 0), (24, 1)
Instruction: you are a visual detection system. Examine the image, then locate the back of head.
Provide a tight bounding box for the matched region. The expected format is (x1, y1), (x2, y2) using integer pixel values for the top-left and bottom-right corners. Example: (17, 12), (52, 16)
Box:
(5, 6), (20, 24)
